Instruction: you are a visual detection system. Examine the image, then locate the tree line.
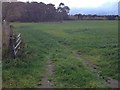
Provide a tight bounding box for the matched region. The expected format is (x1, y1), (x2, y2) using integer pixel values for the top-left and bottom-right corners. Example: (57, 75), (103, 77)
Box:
(73, 14), (119, 20)
(2, 2), (70, 22)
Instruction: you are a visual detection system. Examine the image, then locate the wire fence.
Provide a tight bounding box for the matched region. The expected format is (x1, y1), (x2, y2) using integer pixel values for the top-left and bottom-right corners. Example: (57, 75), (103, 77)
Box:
(2, 20), (22, 58)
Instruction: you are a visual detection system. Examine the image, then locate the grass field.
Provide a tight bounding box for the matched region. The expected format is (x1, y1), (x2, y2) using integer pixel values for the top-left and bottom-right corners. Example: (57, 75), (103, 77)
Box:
(2, 20), (118, 88)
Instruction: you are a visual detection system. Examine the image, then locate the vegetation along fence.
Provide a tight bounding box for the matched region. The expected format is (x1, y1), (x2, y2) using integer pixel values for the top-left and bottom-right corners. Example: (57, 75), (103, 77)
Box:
(2, 20), (22, 58)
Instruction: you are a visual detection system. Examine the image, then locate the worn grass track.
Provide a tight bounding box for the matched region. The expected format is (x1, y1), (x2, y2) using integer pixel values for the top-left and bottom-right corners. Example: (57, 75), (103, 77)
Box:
(2, 20), (118, 88)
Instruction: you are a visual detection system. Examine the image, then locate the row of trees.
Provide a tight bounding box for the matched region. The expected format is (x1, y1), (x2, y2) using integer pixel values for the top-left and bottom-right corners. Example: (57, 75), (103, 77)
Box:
(73, 14), (119, 20)
(2, 2), (70, 22)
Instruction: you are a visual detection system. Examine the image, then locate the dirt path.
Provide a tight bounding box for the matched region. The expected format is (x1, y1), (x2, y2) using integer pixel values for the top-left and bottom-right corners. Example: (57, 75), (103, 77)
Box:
(39, 58), (54, 88)
(38, 47), (119, 88)
(74, 51), (119, 88)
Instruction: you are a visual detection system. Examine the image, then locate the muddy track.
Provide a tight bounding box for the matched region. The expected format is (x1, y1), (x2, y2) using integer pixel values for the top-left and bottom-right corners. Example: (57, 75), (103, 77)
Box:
(39, 58), (54, 88)
(74, 51), (119, 88)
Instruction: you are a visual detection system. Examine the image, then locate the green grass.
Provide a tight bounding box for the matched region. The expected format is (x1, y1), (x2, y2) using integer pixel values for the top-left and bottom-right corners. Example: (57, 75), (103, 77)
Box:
(2, 20), (118, 88)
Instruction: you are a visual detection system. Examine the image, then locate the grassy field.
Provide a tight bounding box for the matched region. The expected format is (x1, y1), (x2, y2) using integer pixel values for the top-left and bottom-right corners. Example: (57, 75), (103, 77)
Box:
(2, 20), (118, 88)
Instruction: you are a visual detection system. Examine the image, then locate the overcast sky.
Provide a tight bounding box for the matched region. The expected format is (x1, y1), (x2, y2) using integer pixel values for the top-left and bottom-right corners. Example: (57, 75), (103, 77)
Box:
(18, 0), (119, 15)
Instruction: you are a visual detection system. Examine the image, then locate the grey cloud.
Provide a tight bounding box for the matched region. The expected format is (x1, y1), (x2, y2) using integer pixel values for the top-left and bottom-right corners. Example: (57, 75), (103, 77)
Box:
(70, 2), (118, 15)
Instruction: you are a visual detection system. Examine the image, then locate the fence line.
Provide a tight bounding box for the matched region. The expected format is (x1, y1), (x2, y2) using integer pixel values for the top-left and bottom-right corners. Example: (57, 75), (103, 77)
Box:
(2, 20), (22, 58)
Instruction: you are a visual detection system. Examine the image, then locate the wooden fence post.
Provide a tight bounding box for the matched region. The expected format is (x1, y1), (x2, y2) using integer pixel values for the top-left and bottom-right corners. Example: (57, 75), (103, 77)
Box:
(0, 1), (2, 89)
(2, 21), (11, 57)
